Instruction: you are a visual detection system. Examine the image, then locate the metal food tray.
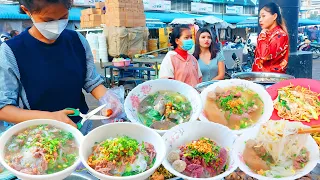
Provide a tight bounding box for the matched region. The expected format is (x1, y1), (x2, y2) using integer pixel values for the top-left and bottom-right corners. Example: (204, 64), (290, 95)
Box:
(194, 79), (270, 93)
(64, 172), (98, 180)
(195, 80), (219, 93)
(231, 72), (295, 84)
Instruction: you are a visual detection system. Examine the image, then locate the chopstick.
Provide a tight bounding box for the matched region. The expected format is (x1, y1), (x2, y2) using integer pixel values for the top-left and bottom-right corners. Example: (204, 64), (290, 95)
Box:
(311, 124), (320, 128)
(298, 127), (320, 134)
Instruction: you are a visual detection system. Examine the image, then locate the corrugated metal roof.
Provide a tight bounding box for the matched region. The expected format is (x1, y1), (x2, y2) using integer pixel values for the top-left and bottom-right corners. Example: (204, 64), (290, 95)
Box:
(213, 14), (252, 24)
(0, 4), (251, 24)
(145, 12), (204, 23)
(0, 4), (84, 21)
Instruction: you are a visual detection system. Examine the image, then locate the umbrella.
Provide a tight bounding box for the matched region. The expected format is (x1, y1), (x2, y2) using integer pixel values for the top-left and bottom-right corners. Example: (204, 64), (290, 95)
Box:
(170, 18), (196, 25)
(196, 16), (224, 24)
(170, 15), (234, 29)
(236, 17), (258, 28)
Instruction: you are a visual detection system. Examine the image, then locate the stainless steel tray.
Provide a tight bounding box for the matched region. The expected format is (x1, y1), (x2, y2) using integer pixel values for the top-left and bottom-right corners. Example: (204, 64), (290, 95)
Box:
(195, 79), (268, 93)
(64, 172), (98, 180)
(231, 72), (294, 84)
(195, 80), (219, 92)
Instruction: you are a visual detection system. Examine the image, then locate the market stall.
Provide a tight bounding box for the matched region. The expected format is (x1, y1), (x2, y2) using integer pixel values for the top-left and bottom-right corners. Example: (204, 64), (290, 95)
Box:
(1, 75), (320, 179)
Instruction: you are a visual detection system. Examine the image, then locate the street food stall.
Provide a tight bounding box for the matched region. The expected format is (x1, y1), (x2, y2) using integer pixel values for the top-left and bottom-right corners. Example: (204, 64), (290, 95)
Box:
(1, 73), (320, 179)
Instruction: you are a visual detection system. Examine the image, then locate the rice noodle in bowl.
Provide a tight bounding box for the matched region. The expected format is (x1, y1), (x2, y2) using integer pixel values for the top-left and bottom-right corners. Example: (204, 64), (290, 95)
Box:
(234, 120), (319, 180)
(0, 119), (83, 180)
(79, 122), (166, 180)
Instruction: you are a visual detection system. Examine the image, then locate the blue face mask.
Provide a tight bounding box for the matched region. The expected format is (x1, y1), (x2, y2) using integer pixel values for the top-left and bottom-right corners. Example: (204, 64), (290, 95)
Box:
(181, 39), (194, 51)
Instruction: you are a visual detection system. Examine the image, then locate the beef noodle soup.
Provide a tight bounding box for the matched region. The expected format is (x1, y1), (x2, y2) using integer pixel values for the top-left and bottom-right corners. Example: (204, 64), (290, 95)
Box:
(4, 124), (78, 175)
(204, 86), (264, 130)
(138, 91), (192, 130)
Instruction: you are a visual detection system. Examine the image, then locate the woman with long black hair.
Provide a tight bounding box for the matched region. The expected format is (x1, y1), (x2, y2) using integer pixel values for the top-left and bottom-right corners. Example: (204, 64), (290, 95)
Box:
(253, 2), (289, 73)
(193, 28), (225, 81)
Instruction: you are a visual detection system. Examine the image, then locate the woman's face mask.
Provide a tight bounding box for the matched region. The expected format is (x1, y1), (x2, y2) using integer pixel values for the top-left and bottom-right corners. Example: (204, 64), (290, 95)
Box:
(21, 3), (69, 40)
(181, 39), (194, 51)
(31, 18), (69, 40)
(176, 29), (194, 51)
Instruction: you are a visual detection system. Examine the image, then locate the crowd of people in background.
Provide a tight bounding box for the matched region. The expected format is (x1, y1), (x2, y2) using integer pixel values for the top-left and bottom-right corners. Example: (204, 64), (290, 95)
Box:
(305, 26), (320, 43)
(0, 30), (19, 44)
(159, 2), (289, 87)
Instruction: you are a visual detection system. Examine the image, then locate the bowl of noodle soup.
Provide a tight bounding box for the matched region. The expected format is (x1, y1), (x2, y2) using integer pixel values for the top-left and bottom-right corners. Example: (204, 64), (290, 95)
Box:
(199, 79), (273, 135)
(125, 79), (202, 135)
(0, 119), (83, 180)
(79, 122), (166, 180)
(162, 121), (238, 180)
(233, 120), (319, 180)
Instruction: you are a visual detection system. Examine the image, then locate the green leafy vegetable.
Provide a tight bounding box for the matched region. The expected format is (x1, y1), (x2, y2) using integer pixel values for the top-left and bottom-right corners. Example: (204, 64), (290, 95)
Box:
(122, 171), (140, 176)
(145, 109), (162, 121)
(278, 95), (290, 110)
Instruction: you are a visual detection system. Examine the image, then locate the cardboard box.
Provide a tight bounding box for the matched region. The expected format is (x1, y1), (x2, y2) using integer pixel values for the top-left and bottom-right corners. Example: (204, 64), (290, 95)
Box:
(125, 8), (134, 16)
(133, 11), (140, 18)
(95, 9), (105, 14)
(109, 11), (126, 19)
(108, 0), (127, 3)
(80, 16), (85, 22)
(95, 2), (105, 9)
(82, 15), (90, 21)
(136, 9), (144, 15)
(139, 13), (146, 19)
(125, 3), (134, 8)
(89, 20), (102, 27)
(106, 7), (125, 13)
(102, 14), (106, 23)
(134, 18), (145, 27)
(105, 17), (110, 26)
(90, 14), (102, 21)
(81, 8), (96, 15)
(107, 1), (126, 8)
(126, 19), (134, 27)
(109, 19), (126, 27)
(137, 3), (144, 10)
(80, 22), (85, 28)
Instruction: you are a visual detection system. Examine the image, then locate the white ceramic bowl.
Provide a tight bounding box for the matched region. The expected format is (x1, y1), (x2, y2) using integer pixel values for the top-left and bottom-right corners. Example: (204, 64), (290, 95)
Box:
(199, 79), (273, 135)
(79, 122), (166, 180)
(162, 121), (238, 180)
(124, 79), (202, 135)
(0, 119), (84, 180)
(233, 125), (319, 180)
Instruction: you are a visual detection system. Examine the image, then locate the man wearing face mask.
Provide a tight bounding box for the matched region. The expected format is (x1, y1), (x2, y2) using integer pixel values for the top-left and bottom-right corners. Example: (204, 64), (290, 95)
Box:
(0, 0), (124, 134)
(159, 25), (202, 87)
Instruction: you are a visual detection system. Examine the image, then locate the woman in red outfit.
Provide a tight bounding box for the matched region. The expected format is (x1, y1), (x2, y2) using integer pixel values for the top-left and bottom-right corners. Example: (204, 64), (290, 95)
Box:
(252, 2), (289, 73)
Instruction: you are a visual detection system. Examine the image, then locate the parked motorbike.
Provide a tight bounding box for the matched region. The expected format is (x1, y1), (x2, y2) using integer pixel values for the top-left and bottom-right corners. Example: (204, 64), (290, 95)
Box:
(243, 39), (255, 72)
(225, 53), (243, 78)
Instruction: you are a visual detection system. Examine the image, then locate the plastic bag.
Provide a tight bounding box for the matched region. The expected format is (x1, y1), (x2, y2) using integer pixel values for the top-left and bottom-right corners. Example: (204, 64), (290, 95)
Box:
(99, 86), (126, 124)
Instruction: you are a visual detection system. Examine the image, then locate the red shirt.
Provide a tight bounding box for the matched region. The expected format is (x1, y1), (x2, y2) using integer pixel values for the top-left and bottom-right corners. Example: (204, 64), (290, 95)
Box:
(252, 26), (289, 73)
